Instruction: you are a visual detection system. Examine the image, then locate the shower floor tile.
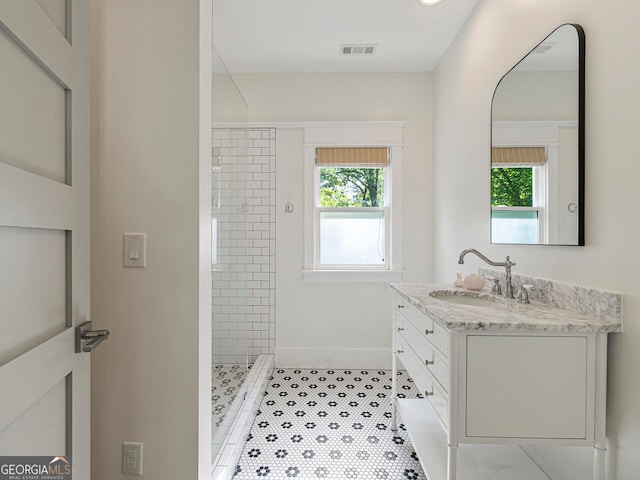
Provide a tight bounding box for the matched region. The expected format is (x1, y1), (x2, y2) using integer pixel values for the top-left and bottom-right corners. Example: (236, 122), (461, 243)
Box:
(234, 368), (426, 480)
(213, 364), (249, 429)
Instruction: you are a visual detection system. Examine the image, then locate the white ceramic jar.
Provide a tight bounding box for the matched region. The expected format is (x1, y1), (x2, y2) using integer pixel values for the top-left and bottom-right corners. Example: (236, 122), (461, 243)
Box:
(462, 274), (486, 291)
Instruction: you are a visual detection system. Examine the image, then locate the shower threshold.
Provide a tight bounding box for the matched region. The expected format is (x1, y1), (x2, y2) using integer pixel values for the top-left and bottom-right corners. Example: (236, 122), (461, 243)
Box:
(211, 354), (274, 480)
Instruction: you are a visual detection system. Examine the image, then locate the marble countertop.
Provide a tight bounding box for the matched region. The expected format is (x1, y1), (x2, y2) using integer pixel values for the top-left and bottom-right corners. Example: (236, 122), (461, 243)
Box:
(391, 283), (622, 333)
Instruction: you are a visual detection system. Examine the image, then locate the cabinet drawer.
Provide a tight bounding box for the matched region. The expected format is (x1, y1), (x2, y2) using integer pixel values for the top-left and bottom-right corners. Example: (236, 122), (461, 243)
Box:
(394, 307), (404, 330)
(400, 322), (449, 392)
(397, 301), (448, 358)
(397, 337), (448, 428)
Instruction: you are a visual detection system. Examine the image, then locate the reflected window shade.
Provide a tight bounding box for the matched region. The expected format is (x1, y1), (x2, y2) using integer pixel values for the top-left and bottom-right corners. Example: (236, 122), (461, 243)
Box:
(316, 147), (389, 167)
(492, 147), (546, 166)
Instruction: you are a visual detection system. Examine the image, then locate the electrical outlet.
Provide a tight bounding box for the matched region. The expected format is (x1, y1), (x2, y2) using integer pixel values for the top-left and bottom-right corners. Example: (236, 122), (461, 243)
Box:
(122, 441), (143, 476)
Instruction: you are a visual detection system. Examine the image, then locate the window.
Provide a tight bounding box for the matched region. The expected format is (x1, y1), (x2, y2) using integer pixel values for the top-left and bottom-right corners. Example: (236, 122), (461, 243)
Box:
(316, 148), (388, 268)
(491, 147), (547, 244)
(303, 124), (404, 282)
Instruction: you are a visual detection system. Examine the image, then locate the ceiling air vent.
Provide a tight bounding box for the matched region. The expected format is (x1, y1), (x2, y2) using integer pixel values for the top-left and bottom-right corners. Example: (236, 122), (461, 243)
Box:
(340, 44), (377, 56)
(533, 42), (557, 54)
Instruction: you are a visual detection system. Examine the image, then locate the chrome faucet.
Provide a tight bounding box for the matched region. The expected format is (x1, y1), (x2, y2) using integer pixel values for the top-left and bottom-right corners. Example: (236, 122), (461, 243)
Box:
(458, 248), (516, 299)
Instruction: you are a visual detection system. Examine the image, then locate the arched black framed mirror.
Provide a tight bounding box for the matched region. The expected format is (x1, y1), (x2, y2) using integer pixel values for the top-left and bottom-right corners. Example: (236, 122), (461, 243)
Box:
(491, 24), (585, 245)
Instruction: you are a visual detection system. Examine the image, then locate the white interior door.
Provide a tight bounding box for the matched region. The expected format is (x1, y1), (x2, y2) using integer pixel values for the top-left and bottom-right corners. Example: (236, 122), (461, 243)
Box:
(0, 0), (91, 477)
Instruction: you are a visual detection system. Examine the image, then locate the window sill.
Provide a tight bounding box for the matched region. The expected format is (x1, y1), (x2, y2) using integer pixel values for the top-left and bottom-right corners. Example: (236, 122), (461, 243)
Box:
(302, 270), (404, 284)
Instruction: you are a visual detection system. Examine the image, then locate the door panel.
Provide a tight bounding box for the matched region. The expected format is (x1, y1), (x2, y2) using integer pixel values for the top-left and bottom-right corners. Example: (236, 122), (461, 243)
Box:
(0, 331), (74, 434)
(0, 227), (67, 365)
(0, 376), (68, 454)
(0, 27), (67, 183)
(0, 1), (91, 477)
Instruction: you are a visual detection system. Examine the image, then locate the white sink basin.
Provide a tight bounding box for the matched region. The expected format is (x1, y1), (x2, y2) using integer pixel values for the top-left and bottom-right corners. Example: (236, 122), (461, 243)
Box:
(429, 290), (504, 308)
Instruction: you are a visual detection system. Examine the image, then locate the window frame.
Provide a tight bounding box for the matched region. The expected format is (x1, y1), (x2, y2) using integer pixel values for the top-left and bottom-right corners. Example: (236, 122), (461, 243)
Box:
(302, 124), (404, 283)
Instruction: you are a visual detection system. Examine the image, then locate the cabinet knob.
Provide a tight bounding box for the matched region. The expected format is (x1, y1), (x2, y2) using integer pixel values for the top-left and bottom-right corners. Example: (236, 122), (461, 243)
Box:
(424, 390), (434, 397)
(397, 349), (404, 354)
(397, 304), (405, 309)
(397, 327), (405, 332)
(425, 359), (434, 366)
(425, 329), (434, 335)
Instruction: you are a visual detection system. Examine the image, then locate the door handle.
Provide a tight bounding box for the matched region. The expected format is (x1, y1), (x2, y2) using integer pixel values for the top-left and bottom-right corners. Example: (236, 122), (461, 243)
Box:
(76, 321), (111, 353)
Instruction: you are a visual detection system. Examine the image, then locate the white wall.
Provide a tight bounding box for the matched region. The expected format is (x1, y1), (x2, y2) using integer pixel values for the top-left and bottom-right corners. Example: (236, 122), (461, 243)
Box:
(212, 73), (248, 123)
(493, 71), (577, 121)
(90, 0), (211, 479)
(433, 0), (640, 478)
(232, 73), (432, 368)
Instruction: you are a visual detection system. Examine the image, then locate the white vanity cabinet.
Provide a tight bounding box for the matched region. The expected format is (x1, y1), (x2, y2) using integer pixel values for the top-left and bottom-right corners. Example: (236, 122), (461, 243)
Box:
(391, 290), (615, 480)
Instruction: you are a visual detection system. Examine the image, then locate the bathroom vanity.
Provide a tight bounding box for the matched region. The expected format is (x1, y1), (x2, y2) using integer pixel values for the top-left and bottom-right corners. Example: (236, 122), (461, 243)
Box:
(391, 282), (622, 480)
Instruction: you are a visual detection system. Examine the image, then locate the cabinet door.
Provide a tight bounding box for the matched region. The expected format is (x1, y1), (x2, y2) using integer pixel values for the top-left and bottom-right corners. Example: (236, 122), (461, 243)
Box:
(465, 335), (590, 440)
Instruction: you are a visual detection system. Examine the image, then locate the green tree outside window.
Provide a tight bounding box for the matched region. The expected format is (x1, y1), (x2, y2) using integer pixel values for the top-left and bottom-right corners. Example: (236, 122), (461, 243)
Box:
(320, 168), (384, 207)
(491, 167), (533, 207)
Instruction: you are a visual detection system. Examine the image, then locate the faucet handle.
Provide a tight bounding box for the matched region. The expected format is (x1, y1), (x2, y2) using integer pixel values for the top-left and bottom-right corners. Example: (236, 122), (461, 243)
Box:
(516, 284), (534, 304)
(489, 278), (502, 296)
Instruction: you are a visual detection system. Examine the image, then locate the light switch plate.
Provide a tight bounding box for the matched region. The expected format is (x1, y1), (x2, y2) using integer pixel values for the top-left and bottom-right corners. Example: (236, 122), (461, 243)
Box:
(123, 233), (146, 268)
(122, 441), (143, 475)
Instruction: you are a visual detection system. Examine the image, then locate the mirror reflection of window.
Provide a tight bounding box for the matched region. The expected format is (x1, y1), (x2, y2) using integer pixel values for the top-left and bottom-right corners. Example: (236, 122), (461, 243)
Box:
(491, 147), (546, 244)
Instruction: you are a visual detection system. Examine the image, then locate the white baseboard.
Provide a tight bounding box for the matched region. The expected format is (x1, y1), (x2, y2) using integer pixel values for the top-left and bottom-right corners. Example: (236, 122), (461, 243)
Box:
(275, 347), (391, 370)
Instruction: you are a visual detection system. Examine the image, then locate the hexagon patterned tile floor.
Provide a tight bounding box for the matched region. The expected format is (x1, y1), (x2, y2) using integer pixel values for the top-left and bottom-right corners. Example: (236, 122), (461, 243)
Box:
(212, 364), (249, 429)
(234, 368), (426, 479)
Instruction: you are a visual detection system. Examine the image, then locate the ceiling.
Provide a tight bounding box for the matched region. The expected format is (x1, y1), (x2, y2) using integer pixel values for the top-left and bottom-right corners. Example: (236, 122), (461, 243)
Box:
(213, 0), (480, 74)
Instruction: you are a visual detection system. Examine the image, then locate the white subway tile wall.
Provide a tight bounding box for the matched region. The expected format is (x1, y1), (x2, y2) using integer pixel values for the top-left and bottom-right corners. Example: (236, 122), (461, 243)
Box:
(212, 128), (276, 364)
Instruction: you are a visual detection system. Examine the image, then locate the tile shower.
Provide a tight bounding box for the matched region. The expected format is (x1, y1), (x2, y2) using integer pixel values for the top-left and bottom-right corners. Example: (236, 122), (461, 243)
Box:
(211, 127), (276, 477)
(212, 127), (276, 365)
